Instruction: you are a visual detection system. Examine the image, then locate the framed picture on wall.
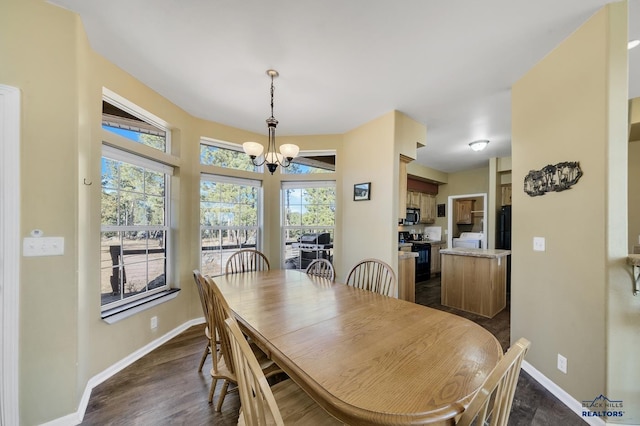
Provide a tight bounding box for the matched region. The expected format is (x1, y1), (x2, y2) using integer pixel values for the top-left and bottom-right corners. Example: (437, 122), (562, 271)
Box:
(353, 182), (371, 201)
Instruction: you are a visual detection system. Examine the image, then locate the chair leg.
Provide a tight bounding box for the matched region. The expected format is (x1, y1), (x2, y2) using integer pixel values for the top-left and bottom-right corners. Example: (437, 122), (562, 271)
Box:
(208, 378), (218, 403)
(198, 342), (210, 372)
(215, 380), (230, 412)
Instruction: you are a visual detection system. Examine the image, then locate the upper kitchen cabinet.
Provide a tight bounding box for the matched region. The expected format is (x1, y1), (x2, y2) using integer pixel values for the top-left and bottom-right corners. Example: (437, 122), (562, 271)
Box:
(406, 176), (439, 224)
(407, 190), (421, 209)
(455, 199), (474, 225)
(419, 194), (436, 224)
(501, 184), (512, 206)
(405, 190), (436, 224)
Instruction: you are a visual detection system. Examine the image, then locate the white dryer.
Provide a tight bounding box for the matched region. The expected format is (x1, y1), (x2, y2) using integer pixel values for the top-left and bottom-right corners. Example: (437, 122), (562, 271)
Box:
(452, 232), (483, 248)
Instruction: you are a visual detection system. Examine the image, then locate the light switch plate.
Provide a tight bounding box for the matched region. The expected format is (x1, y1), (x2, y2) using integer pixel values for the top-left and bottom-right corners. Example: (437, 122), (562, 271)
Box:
(533, 237), (545, 252)
(23, 237), (65, 257)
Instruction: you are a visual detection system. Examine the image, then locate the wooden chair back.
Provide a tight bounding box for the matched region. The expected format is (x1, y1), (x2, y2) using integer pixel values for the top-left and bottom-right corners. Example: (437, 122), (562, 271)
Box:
(193, 270), (210, 326)
(205, 275), (236, 376)
(456, 338), (531, 426)
(193, 270), (214, 371)
(346, 258), (397, 297)
(225, 249), (271, 275)
(305, 259), (335, 281)
(224, 317), (284, 425)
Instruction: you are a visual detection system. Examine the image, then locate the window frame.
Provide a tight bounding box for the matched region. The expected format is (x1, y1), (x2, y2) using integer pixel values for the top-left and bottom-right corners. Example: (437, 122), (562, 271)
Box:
(281, 180), (336, 271)
(199, 173), (263, 277)
(200, 137), (262, 173)
(100, 90), (176, 315)
(281, 149), (336, 175)
(103, 88), (171, 153)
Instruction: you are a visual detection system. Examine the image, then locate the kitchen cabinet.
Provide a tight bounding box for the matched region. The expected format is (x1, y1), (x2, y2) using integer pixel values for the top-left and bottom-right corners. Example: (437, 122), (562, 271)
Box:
(407, 190), (421, 209)
(406, 190), (436, 223)
(430, 242), (443, 275)
(455, 199), (474, 224)
(419, 193), (436, 224)
(501, 184), (512, 206)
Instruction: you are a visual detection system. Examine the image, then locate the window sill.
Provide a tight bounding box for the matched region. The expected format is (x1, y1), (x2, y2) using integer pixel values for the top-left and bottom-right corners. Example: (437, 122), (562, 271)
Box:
(101, 289), (180, 324)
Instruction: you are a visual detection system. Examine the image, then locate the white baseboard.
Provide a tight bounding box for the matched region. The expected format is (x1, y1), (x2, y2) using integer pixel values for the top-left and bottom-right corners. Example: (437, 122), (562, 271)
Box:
(40, 317), (206, 426)
(522, 360), (606, 426)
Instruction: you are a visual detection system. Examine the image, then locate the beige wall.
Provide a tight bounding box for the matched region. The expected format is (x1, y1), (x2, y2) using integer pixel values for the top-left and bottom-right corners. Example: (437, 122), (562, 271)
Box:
(340, 112), (397, 281)
(512, 3), (637, 423)
(1, 2), (81, 422)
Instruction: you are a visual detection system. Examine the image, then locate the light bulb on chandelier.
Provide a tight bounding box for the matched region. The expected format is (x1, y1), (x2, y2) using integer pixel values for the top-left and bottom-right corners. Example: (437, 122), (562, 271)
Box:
(243, 70), (299, 174)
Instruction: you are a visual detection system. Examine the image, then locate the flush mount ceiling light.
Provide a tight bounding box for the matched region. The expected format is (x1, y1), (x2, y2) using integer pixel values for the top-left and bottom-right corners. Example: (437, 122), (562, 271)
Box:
(629, 39), (640, 50)
(243, 69), (299, 174)
(469, 139), (489, 152)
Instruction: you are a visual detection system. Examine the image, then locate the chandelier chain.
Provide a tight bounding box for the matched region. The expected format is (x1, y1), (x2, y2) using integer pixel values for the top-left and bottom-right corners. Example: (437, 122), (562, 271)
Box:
(270, 74), (275, 119)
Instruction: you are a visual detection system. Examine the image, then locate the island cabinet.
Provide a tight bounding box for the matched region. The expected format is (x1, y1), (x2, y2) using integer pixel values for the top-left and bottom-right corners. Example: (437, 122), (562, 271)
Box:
(440, 248), (511, 318)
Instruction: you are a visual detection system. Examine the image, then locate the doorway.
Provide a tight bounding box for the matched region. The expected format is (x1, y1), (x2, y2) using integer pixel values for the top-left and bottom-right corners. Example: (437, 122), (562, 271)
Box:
(446, 193), (488, 248)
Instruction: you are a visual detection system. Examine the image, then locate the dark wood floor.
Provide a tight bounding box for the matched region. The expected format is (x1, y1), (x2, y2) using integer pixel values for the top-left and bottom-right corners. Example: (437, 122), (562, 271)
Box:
(82, 276), (586, 425)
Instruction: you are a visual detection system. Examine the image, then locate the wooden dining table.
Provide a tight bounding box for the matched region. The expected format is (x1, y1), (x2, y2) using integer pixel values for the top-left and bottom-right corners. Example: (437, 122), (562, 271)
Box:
(214, 269), (503, 425)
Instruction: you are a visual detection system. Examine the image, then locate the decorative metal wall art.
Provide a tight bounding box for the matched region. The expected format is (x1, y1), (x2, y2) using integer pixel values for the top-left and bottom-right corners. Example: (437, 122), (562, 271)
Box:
(524, 161), (583, 197)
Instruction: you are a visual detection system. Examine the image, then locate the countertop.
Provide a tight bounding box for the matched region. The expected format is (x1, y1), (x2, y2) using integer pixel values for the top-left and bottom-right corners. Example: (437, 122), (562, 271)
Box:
(399, 240), (446, 246)
(440, 247), (511, 259)
(398, 251), (419, 260)
(627, 254), (640, 266)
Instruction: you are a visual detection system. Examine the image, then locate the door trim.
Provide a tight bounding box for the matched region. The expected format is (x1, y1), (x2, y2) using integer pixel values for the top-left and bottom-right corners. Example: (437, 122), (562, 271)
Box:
(0, 84), (21, 426)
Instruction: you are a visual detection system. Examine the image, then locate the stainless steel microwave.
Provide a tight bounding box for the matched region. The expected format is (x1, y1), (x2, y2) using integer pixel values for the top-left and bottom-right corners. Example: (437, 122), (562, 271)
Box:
(404, 208), (420, 225)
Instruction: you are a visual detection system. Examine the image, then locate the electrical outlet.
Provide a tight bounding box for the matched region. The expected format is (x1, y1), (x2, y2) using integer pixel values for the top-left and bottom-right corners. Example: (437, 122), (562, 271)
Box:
(150, 316), (158, 329)
(557, 354), (567, 374)
(533, 236), (545, 252)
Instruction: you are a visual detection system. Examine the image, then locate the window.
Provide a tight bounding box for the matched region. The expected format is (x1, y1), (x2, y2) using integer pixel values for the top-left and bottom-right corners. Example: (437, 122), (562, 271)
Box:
(282, 150), (336, 174)
(200, 175), (262, 276)
(282, 181), (336, 270)
(200, 138), (259, 172)
(100, 146), (172, 309)
(102, 88), (170, 153)
(100, 90), (174, 312)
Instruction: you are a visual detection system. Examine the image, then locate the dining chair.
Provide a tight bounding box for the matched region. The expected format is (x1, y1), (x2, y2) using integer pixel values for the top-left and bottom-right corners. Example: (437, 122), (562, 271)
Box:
(224, 316), (342, 425)
(192, 270), (217, 372)
(205, 275), (282, 412)
(346, 258), (397, 297)
(225, 249), (271, 275)
(305, 258), (335, 281)
(456, 338), (531, 426)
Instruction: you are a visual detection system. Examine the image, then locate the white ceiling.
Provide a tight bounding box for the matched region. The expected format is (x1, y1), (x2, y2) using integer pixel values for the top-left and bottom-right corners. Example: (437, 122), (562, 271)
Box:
(51, 0), (640, 173)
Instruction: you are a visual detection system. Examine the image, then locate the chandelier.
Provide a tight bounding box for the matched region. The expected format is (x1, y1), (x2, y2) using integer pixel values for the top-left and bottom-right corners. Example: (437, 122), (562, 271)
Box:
(243, 70), (299, 174)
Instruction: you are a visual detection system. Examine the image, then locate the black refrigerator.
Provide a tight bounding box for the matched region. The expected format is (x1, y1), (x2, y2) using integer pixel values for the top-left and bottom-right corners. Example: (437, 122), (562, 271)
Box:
(496, 205), (511, 292)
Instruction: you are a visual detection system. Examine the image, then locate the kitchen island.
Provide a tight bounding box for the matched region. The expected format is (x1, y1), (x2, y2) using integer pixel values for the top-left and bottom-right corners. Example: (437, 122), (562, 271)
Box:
(440, 247), (511, 318)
